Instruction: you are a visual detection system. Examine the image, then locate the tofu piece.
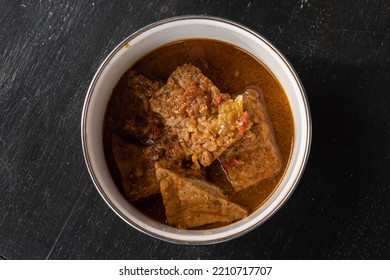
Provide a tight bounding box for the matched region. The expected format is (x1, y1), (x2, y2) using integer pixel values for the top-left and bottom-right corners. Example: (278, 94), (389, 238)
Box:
(156, 166), (248, 229)
(220, 88), (282, 191)
(110, 134), (160, 200)
(150, 64), (251, 167)
(118, 70), (163, 139)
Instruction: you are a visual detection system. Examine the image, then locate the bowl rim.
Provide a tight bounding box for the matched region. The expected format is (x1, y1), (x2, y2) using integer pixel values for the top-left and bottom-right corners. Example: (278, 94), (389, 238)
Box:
(81, 15), (312, 244)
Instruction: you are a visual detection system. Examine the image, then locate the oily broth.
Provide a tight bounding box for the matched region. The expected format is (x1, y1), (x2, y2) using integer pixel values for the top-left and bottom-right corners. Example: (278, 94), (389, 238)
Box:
(104, 39), (294, 225)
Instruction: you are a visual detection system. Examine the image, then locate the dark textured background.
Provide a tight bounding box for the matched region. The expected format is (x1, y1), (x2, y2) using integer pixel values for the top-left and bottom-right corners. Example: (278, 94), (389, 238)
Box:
(0, 0), (389, 259)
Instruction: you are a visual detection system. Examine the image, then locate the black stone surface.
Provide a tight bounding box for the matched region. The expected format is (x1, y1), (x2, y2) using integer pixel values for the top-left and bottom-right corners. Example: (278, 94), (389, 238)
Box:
(0, 0), (389, 259)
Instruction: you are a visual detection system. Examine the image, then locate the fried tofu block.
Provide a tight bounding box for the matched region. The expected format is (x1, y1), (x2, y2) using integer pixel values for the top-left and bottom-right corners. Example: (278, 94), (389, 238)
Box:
(111, 134), (160, 200)
(220, 88), (282, 191)
(150, 64), (251, 167)
(156, 166), (248, 229)
(117, 70), (163, 139)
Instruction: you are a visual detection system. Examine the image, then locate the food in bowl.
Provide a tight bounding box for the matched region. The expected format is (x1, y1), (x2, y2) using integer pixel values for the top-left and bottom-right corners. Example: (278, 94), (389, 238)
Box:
(103, 39), (294, 230)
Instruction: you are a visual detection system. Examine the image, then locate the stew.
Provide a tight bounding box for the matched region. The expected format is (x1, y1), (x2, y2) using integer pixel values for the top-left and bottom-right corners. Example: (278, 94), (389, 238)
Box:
(103, 39), (294, 229)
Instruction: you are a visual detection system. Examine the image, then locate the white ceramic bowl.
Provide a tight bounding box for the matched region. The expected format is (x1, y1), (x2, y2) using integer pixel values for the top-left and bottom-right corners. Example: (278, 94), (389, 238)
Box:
(81, 16), (311, 244)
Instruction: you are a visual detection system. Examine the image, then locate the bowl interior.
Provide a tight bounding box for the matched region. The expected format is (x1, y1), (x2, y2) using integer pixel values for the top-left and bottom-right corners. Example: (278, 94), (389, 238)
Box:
(82, 17), (310, 244)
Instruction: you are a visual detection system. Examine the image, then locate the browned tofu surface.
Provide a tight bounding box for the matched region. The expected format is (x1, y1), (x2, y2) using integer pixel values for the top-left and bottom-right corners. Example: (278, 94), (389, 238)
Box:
(111, 134), (160, 200)
(111, 70), (163, 140)
(220, 88), (282, 191)
(150, 64), (251, 167)
(156, 166), (248, 229)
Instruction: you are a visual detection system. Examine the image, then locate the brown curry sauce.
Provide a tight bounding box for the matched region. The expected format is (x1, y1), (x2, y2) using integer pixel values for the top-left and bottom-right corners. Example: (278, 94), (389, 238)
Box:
(103, 39), (294, 227)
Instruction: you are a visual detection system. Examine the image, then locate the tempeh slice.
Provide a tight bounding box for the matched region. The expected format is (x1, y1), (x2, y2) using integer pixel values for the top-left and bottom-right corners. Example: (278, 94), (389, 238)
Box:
(150, 64), (251, 167)
(220, 88), (282, 191)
